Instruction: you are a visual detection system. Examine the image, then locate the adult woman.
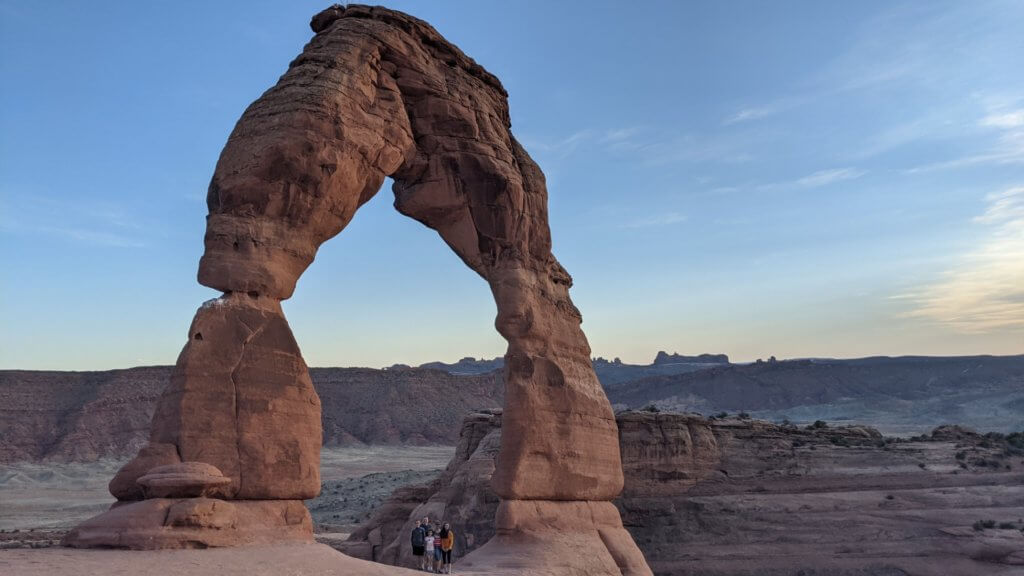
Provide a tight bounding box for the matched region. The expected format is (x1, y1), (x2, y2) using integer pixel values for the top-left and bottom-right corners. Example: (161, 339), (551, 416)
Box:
(438, 522), (455, 574)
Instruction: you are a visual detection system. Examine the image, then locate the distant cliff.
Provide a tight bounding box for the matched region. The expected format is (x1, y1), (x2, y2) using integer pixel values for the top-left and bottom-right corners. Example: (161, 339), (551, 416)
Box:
(608, 355), (1024, 435)
(0, 366), (502, 463)
(3, 353), (1022, 463)
(652, 351), (730, 365)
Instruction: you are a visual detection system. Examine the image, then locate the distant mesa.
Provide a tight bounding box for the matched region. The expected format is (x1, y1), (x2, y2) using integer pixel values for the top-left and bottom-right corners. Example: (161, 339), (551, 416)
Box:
(417, 356), (505, 375)
(652, 351), (730, 365)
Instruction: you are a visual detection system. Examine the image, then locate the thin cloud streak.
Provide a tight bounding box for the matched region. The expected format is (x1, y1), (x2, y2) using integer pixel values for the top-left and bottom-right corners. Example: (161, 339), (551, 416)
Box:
(796, 168), (866, 188)
(902, 186), (1024, 332)
(724, 106), (775, 125)
(0, 193), (149, 248)
(981, 110), (1024, 128)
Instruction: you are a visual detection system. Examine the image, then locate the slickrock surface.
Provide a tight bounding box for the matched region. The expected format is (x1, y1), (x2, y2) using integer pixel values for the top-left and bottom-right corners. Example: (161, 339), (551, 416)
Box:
(343, 411), (1024, 576)
(1, 542), (627, 576)
(1, 544), (419, 576)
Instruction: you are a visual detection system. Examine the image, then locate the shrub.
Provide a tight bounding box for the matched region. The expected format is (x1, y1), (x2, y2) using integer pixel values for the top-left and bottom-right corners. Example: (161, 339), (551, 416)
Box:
(955, 451), (966, 461)
(973, 519), (997, 531)
(807, 420), (828, 430)
(641, 404), (660, 413)
(999, 522), (1016, 529)
(738, 411), (751, 420)
(1007, 431), (1024, 449)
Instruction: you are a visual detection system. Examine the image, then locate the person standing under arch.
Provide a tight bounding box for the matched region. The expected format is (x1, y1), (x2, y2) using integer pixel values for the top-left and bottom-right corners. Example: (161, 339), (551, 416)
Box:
(438, 522), (455, 574)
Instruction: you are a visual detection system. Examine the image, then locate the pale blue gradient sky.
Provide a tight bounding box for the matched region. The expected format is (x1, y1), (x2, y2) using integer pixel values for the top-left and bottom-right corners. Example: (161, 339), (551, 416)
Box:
(1, 1), (1022, 370)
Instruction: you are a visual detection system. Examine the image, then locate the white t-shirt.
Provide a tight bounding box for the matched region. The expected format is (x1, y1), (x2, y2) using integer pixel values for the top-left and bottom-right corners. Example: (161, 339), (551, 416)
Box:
(425, 536), (436, 551)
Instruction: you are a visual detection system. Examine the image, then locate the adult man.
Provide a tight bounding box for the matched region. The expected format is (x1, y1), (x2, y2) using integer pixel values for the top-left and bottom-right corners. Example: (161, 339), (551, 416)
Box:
(410, 519), (426, 570)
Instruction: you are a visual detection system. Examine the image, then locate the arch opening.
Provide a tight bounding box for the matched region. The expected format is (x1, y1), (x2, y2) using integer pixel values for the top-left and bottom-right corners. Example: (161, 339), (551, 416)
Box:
(68, 6), (652, 574)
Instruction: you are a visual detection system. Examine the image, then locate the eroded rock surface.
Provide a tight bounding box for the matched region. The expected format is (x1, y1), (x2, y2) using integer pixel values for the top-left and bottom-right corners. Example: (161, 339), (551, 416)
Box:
(69, 4), (644, 568)
(194, 3), (624, 504)
(136, 462), (232, 499)
(343, 410), (1024, 576)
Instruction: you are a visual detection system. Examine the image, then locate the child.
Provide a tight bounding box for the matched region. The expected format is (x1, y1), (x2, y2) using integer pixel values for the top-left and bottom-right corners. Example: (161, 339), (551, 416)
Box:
(424, 529), (437, 573)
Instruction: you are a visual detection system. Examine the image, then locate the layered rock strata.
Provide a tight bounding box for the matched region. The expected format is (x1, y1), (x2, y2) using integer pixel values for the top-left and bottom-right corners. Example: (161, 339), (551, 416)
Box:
(67, 4), (646, 571)
(343, 411), (1024, 575)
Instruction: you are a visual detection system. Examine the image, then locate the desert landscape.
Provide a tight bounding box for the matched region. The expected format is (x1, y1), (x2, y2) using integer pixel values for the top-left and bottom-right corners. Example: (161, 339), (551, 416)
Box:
(2, 2), (1022, 575)
(3, 355), (1023, 574)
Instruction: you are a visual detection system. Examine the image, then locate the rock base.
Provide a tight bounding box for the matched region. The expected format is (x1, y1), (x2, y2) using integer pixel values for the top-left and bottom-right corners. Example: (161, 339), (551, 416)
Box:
(457, 500), (652, 576)
(62, 498), (312, 550)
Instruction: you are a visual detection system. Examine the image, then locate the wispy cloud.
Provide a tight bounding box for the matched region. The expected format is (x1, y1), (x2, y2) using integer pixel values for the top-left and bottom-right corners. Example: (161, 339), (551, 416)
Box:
(795, 168), (866, 188)
(36, 226), (146, 248)
(523, 125), (756, 167)
(620, 212), (687, 229)
(518, 129), (598, 159)
(904, 127), (1024, 173)
(901, 186), (1024, 332)
(724, 106), (775, 125)
(981, 110), (1024, 128)
(974, 186), (1024, 224)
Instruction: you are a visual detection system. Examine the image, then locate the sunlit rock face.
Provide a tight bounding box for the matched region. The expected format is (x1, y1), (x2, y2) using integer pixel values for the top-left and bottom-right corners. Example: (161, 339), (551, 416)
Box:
(67, 4), (648, 572)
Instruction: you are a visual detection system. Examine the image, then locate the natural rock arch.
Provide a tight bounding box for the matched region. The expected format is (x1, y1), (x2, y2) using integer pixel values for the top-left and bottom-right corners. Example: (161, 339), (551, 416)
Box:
(66, 6), (651, 575)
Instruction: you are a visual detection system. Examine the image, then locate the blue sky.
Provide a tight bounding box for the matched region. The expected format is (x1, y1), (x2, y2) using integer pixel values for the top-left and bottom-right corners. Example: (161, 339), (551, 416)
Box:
(1, 1), (1022, 370)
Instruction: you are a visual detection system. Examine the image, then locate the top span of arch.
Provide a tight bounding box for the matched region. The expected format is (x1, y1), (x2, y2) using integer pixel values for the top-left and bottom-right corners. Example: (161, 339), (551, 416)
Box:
(196, 3), (626, 503)
(199, 3), (551, 300)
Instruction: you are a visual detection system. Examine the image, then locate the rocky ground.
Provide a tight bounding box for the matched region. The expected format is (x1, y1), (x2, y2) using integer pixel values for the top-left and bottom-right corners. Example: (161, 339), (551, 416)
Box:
(310, 468), (441, 544)
(0, 446), (453, 551)
(3, 414), (1023, 574)
(342, 410), (1024, 576)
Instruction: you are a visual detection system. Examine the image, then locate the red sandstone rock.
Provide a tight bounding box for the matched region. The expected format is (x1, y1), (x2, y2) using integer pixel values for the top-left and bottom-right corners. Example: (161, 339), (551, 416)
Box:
(123, 293), (322, 501)
(81, 4), (644, 567)
(136, 462), (232, 499)
(195, 1), (624, 503)
(109, 442), (180, 501)
(62, 498), (312, 550)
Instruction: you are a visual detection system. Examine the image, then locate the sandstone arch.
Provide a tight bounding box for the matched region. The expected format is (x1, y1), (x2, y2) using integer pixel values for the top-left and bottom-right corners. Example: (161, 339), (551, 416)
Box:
(66, 6), (650, 575)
